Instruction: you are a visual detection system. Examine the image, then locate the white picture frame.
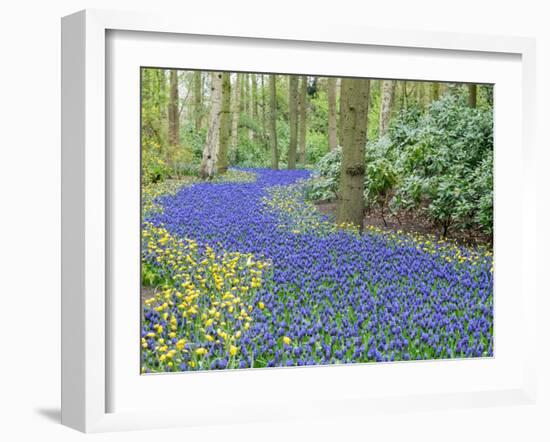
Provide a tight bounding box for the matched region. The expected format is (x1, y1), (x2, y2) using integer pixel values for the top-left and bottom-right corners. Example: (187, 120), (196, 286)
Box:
(61, 9), (537, 433)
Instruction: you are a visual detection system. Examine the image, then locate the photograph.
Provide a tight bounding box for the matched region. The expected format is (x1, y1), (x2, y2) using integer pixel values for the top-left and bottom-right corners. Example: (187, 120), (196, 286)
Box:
(140, 69), (494, 373)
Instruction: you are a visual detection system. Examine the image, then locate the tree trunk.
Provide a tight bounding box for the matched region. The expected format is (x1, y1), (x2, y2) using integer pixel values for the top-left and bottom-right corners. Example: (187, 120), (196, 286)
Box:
(327, 77), (338, 150)
(217, 72), (231, 174)
(468, 84), (477, 108)
(298, 75), (308, 164)
(251, 73), (258, 122)
(379, 79), (395, 137)
(401, 81), (409, 110)
(158, 70), (168, 153)
(288, 76), (299, 169)
(431, 82), (440, 102)
(241, 74), (251, 140)
(416, 81), (424, 107)
(168, 70), (180, 158)
(230, 74), (241, 162)
(268, 74), (279, 170)
(248, 74), (254, 117)
(260, 75), (267, 149)
(240, 73), (247, 111)
(338, 78), (344, 146)
(336, 78), (370, 230)
(199, 72), (223, 179)
(193, 71), (203, 132)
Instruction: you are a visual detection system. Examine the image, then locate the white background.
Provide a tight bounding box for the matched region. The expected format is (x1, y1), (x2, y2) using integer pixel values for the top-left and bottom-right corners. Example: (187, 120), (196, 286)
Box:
(0, 1), (548, 441)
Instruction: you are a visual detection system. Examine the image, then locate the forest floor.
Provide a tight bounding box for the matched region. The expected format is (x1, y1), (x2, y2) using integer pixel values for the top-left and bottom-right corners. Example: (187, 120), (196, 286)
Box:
(314, 200), (492, 248)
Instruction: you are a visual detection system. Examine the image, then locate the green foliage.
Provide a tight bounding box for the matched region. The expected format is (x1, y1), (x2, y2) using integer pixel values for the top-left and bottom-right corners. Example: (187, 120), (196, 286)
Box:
(304, 148), (341, 201)
(235, 134), (271, 168)
(392, 95), (493, 234)
(180, 122), (206, 161)
(305, 130), (329, 164)
(307, 94), (493, 236)
(141, 260), (169, 287)
(303, 90), (330, 163)
(367, 80), (382, 140)
(142, 143), (170, 185)
(364, 137), (399, 212)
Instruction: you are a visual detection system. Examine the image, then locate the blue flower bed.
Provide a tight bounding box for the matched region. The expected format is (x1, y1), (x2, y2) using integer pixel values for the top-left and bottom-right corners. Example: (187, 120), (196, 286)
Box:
(141, 168), (493, 372)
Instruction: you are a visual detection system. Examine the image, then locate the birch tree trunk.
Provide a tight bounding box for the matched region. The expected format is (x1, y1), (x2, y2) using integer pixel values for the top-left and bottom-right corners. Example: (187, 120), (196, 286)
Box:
(217, 72), (231, 174)
(298, 75), (308, 164)
(268, 74), (279, 170)
(199, 72), (223, 179)
(288, 76), (299, 169)
(336, 78), (370, 230)
(193, 71), (203, 132)
(230, 73), (241, 162)
(379, 80), (395, 137)
(327, 77), (338, 151)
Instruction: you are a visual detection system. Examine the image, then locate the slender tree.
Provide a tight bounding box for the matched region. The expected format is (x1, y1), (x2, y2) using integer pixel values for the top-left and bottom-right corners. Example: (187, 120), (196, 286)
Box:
(420, 82), (431, 109)
(288, 76), (299, 169)
(260, 74), (268, 149)
(416, 81), (425, 107)
(248, 74), (254, 117)
(251, 73), (258, 121)
(468, 84), (477, 108)
(268, 74), (279, 170)
(379, 80), (395, 136)
(298, 76), (308, 164)
(338, 78), (344, 146)
(199, 72), (223, 179)
(336, 78), (370, 229)
(431, 82), (440, 101)
(240, 74), (250, 140)
(240, 73), (247, 111)
(217, 72), (231, 174)
(327, 77), (338, 151)
(193, 71), (203, 132)
(168, 70), (180, 161)
(230, 73), (241, 162)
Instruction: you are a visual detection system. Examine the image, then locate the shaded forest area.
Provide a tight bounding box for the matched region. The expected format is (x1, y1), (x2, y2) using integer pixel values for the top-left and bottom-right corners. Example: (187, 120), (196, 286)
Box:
(141, 69), (493, 244)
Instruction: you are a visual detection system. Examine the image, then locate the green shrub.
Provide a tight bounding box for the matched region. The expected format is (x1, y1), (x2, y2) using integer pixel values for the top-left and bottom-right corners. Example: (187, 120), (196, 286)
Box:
(307, 94), (493, 236)
(392, 95), (493, 235)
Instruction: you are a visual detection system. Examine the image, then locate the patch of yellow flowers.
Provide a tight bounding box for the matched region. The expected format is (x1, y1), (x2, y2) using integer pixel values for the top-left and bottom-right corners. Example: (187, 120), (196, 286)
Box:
(141, 222), (270, 372)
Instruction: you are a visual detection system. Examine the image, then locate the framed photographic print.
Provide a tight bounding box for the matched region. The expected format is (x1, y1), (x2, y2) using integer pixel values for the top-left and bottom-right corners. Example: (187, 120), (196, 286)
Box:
(61, 9), (537, 433)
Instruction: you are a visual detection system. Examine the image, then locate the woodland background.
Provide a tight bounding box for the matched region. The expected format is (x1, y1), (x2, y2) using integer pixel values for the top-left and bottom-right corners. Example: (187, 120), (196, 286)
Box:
(142, 70), (493, 243)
